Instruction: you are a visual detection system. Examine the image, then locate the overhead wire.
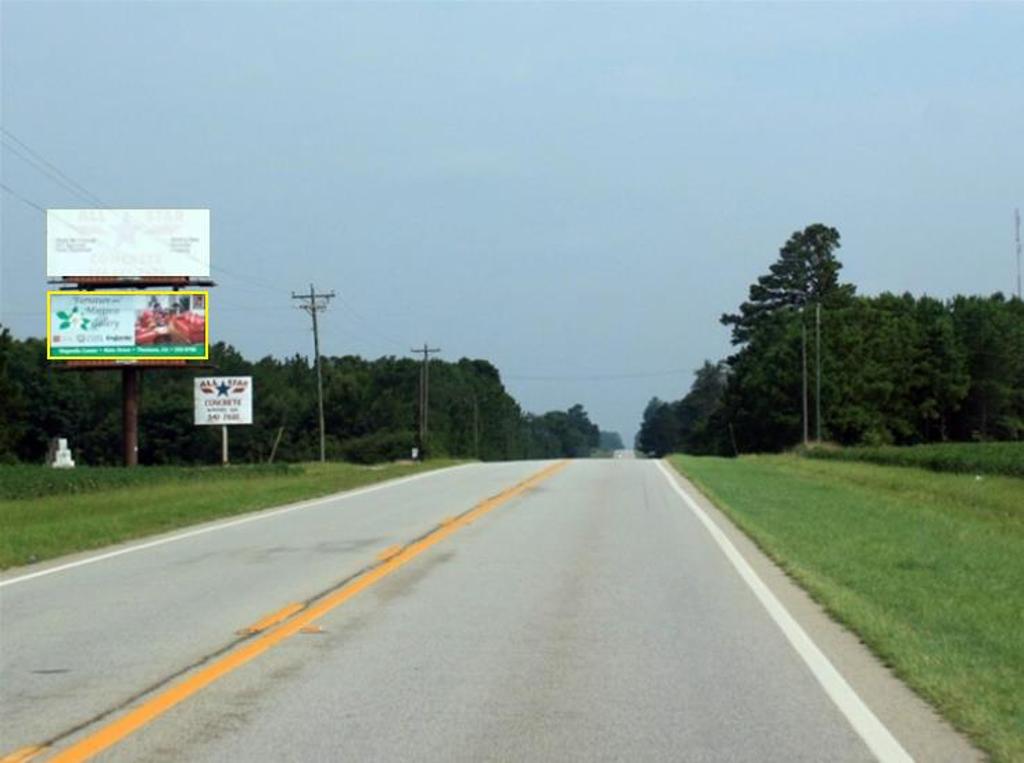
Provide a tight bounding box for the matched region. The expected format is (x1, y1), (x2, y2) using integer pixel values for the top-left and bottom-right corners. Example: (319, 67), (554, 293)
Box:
(1, 127), (108, 207)
(0, 182), (46, 212)
(333, 291), (410, 351)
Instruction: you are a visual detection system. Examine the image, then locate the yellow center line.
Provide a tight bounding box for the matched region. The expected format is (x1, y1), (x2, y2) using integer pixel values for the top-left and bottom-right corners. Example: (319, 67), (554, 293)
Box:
(0, 745), (47, 763)
(41, 459), (569, 763)
(375, 544), (403, 562)
(237, 602), (305, 635)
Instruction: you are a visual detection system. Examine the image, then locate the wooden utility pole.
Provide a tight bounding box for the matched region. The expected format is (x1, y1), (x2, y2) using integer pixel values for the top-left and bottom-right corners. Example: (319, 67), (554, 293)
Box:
(122, 367), (140, 466)
(268, 425), (285, 464)
(292, 284), (335, 463)
(1016, 208), (1021, 301)
(815, 302), (822, 442)
(801, 316), (809, 446)
(472, 395), (480, 459)
(410, 343), (441, 459)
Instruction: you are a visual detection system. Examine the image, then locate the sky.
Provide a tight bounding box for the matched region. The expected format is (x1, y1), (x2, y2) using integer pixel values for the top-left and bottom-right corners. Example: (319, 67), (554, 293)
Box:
(1, 2), (1022, 445)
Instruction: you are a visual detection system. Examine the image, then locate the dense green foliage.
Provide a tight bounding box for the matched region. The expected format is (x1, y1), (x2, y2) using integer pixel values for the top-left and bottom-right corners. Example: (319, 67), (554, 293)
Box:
(801, 441), (1024, 478)
(639, 224), (1024, 454)
(669, 455), (1024, 761)
(636, 361), (728, 457)
(720, 223), (855, 344)
(598, 430), (625, 451)
(0, 332), (601, 465)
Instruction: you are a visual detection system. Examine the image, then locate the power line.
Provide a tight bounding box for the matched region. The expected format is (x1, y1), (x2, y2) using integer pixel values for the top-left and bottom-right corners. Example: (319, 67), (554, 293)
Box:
(3, 142), (95, 203)
(292, 284), (336, 463)
(208, 262), (281, 293)
(0, 182), (46, 212)
(3, 141), (104, 207)
(334, 292), (409, 350)
(1, 128), (108, 207)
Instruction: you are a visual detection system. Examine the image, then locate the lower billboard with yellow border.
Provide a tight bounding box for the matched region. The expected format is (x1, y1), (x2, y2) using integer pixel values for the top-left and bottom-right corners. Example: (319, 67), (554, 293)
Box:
(47, 290), (209, 361)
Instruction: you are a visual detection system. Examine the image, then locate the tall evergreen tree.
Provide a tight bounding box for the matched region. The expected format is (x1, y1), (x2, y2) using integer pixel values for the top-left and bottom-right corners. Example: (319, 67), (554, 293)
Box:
(721, 223), (855, 344)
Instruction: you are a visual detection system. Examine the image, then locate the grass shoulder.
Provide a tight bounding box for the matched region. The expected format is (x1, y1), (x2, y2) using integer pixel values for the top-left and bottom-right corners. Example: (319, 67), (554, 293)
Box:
(800, 441), (1024, 478)
(0, 460), (463, 571)
(667, 453), (1023, 763)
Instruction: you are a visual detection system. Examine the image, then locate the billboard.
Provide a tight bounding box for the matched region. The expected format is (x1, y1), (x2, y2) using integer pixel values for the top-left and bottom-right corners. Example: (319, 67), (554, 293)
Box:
(47, 291), (208, 360)
(46, 209), (210, 278)
(194, 377), (253, 425)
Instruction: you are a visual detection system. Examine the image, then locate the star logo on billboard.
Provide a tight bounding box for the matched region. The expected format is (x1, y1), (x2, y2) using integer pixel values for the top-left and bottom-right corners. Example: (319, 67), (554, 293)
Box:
(216, 381), (231, 396)
(111, 214), (141, 247)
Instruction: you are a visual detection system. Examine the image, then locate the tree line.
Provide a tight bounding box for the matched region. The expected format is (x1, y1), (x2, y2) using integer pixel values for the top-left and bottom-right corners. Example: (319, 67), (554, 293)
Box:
(638, 224), (1024, 456)
(0, 331), (606, 465)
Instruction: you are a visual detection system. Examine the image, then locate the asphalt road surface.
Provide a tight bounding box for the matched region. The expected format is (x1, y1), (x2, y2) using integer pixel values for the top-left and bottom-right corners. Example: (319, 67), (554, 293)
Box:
(0, 459), (976, 762)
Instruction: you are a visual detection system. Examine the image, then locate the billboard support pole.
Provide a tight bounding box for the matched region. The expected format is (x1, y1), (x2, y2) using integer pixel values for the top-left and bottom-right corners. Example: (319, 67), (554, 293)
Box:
(123, 367), (140, 467)
(222, 425), (229, 466)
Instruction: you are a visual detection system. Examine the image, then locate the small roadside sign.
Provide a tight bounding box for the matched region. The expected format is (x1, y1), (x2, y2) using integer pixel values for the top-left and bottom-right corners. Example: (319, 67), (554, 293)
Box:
(194, 377), (253, 426)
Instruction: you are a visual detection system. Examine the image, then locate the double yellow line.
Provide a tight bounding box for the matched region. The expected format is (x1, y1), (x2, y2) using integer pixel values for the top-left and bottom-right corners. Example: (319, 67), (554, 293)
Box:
(21, 460), (568, 763)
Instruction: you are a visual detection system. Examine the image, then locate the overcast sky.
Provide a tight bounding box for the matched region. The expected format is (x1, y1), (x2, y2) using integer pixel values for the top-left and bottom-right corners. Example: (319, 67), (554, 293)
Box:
(2, 2), (1021, 444)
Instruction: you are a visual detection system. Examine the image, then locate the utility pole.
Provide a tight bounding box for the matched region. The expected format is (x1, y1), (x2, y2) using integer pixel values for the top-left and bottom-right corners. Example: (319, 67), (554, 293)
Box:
(123, 367), (140, 466)
(815, 302), (822, 442)
(472, 395), (480, 459)
(292, 284), (335, 462)
(1016, 208), (1021, 301)
(410, 343), (441, 459)
(801, 312), (809, 446)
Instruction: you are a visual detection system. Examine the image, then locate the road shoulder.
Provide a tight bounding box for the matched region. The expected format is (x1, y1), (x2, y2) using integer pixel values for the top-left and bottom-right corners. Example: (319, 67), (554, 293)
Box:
(659, 460), (982, 763)
(0, 462), (474, 587)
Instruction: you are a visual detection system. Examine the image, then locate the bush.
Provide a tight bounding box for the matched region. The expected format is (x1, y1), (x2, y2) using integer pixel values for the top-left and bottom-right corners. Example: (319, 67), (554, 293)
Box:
(335, 431), (416, 464)
(801, 442), (1024, 478)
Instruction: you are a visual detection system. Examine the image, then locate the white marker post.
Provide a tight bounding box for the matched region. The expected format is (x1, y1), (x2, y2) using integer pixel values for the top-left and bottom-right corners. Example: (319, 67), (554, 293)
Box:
(222, 425), (229, 466)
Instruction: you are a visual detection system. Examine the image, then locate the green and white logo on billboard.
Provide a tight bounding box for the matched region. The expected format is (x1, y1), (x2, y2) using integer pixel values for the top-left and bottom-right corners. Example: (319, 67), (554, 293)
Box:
(55, 306), (92, 331)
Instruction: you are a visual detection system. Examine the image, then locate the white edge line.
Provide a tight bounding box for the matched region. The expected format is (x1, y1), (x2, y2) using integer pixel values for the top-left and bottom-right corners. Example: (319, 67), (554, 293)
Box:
(655, 459), (913, 763)
(0, 463), (477, 589)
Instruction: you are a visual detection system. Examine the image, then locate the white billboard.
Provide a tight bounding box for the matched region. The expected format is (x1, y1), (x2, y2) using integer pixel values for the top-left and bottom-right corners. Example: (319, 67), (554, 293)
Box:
(47, 209), (210, 278)
(194, 377), (253, 426)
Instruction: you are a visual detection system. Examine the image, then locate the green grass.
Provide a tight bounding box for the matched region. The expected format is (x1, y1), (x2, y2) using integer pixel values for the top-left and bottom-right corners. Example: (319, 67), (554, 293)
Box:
(0, 463), (303, 500)
(668, 454), (1023, 762)
(0, 460), (461, 570)
(801, 441), (1024, 478)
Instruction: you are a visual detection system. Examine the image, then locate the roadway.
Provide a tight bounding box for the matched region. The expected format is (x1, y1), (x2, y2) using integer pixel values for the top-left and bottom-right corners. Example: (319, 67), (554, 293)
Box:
(0, 459), (977, 761)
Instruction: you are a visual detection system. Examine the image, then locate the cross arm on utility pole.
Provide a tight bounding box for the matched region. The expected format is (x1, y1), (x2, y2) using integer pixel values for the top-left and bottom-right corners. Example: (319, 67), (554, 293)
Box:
(291, 286), (336, 311)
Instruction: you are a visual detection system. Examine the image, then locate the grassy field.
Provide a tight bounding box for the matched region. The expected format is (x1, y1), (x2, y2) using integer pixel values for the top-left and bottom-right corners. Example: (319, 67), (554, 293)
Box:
(801, 441), (1024, 478)
(0, 460), (461, 570)
(668, 454), (1023, 762)
(0, 463), (304, 501)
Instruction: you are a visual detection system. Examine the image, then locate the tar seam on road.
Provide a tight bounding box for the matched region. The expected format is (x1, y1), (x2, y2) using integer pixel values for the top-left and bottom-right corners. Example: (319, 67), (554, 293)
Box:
(0, 745), (46, 763)
(237, 603), (306, 635)
(0, 463), (477, 589)
(655, 460), (913, 763)
(11, 460), (569, 763)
